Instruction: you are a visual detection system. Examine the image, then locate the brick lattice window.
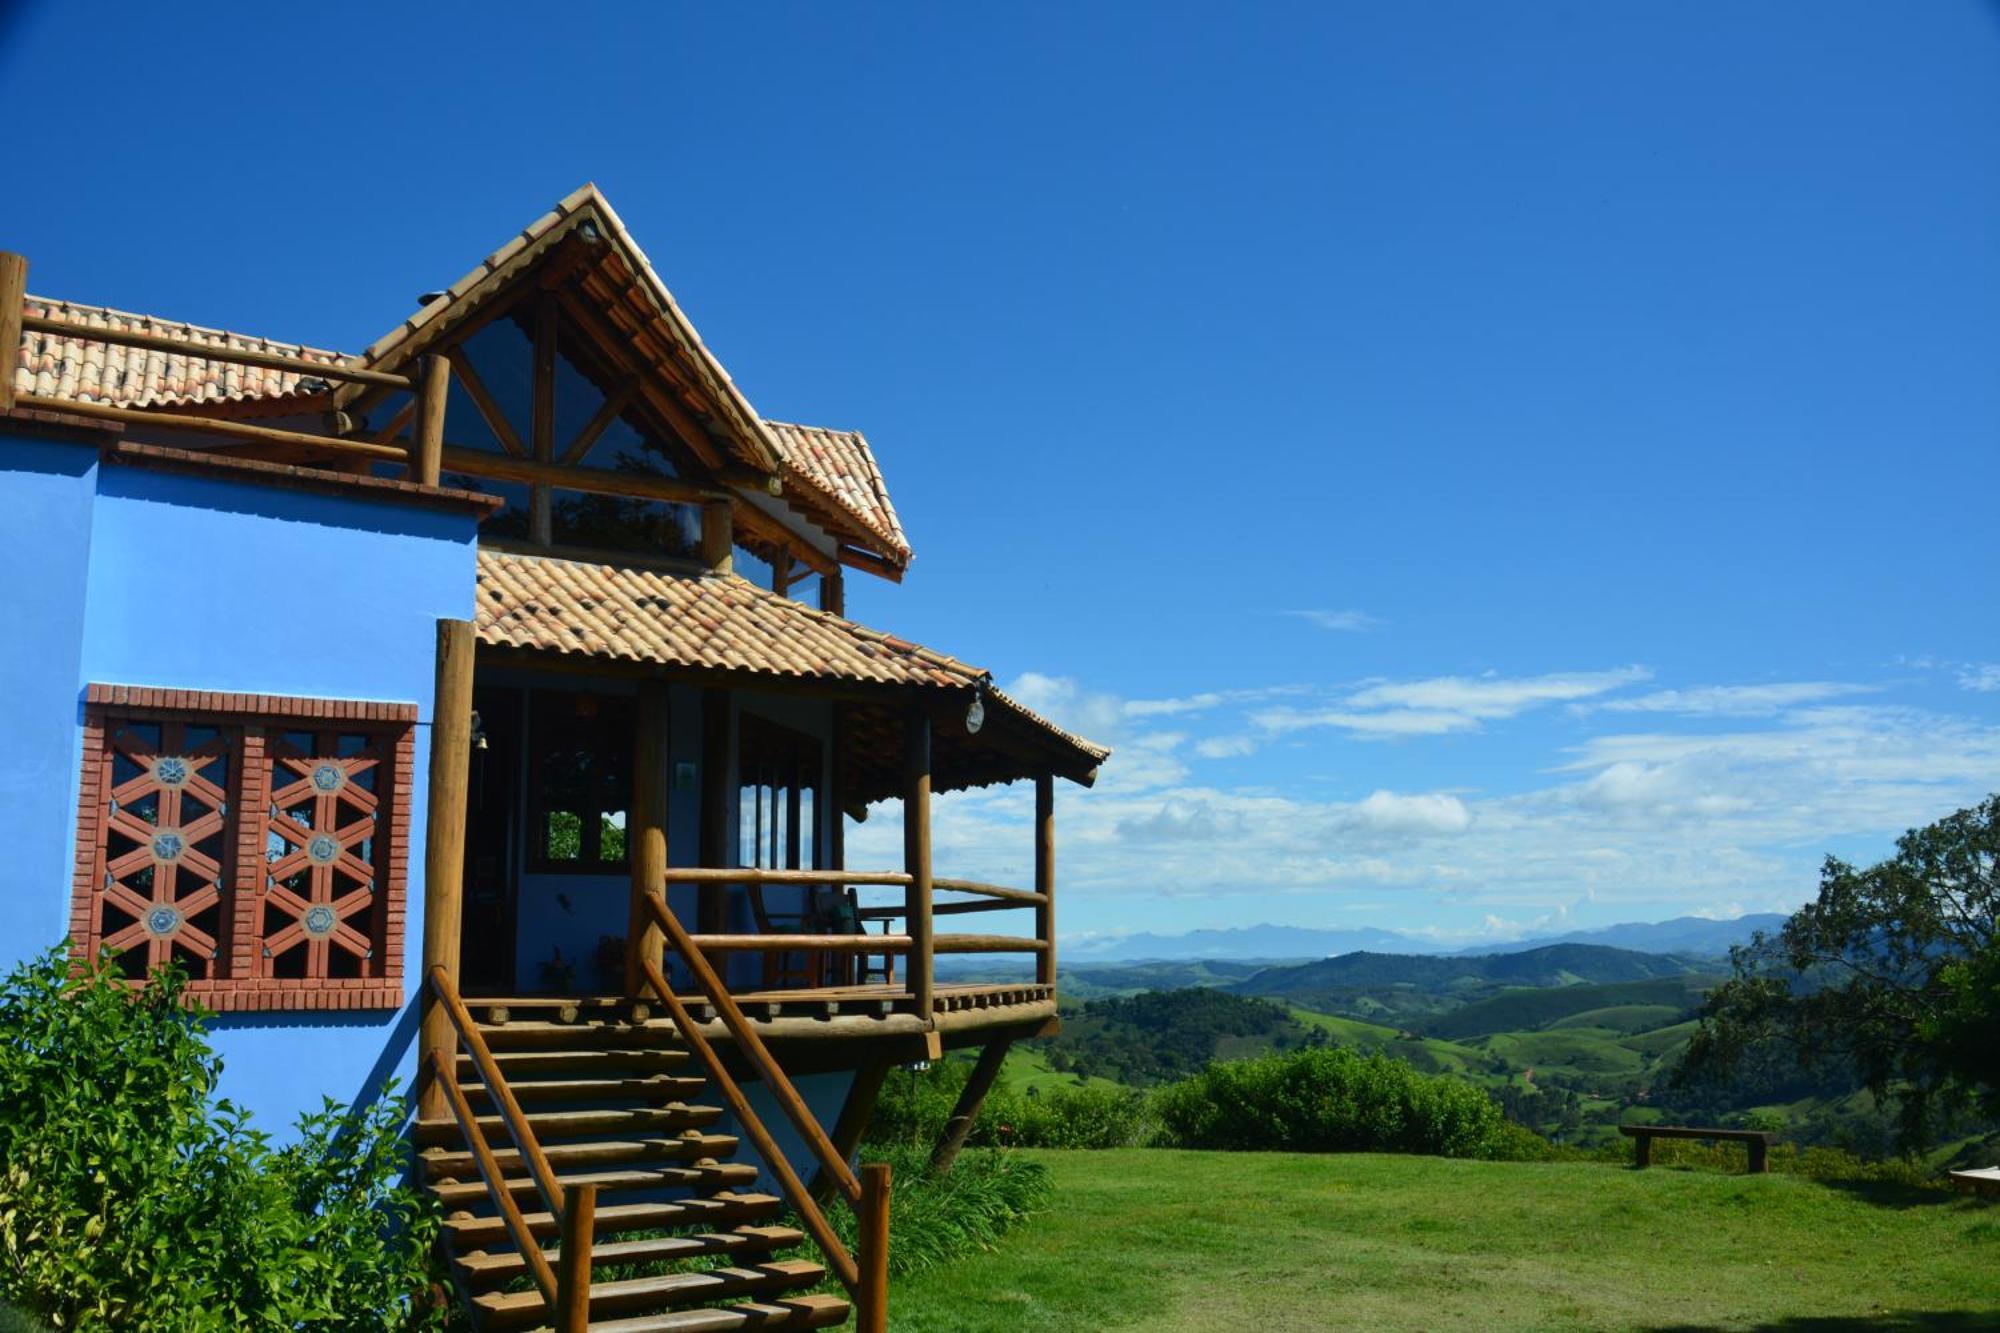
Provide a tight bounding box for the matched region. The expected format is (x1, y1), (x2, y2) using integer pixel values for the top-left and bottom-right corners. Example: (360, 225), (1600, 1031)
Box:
(71, 686), (415, 1012)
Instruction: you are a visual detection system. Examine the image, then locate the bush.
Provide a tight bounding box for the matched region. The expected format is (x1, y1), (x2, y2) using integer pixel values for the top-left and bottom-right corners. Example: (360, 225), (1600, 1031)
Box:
(0, 947), (441, 1331)
(1152, 1046), (1509, 1157)
(866, 1061), (1152, 1152)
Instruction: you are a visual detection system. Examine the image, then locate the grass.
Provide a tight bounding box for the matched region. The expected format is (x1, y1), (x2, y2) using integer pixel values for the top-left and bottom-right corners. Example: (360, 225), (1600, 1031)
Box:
(1000, 1043), (1125, 1094)
(1286, 1006), (1495, 1079)
(885, 1149), (2000, 1331)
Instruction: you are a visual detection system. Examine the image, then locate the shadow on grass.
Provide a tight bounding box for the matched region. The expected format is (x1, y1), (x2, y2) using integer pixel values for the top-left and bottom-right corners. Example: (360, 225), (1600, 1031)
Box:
(1811, 1176), (1983, 1211)
(1655, 1316), (2000, 1332)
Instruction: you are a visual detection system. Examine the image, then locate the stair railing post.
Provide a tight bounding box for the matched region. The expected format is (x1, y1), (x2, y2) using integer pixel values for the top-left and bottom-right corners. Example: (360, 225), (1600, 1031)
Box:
(418, 618), (476, 1123)
(855, 1162), (892, 1333)
(554, 1183), (596, 1333)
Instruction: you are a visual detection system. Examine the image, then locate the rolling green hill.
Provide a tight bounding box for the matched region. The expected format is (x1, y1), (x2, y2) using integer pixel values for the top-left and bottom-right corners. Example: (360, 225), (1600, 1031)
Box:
(1418, 975), (1712, 1040)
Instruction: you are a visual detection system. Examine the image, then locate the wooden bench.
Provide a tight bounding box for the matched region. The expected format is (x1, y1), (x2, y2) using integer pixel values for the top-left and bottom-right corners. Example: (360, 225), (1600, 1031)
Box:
(1620, 1124), (1776, 1173)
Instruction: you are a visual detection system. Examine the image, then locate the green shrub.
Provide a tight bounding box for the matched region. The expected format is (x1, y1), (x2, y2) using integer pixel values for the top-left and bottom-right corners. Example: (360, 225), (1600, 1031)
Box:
(0, 947), (441, 1331)
(866, 1060), (1152, 1152)
(1152, 1046), (1508, 1157)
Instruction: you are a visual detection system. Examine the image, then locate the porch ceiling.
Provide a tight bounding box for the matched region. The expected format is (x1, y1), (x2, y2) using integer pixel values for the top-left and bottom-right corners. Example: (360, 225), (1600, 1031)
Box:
(472, 548), (1107, 801)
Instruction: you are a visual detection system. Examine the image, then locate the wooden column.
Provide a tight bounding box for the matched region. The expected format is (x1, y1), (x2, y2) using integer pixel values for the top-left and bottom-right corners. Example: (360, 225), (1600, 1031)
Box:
(1035, 773), (1056, 986)
(698, 688), (732, 934)
(812, 1059), (890, 1202)
(412, 354), (450, 486)
(819, 567), (845, 617)
(553, 1183), (596, 1333)
(625, 681), (670, 998)
(772, 553), (792, 597)
(855, 1162), (892, 1333)
(903, 710), (933, 1020)
(0, 253), (25, 413)
(529, 301), (557, 545)
(701, 499), (733, 573)
(418, 618), (477, 1121)
(931, 1039), (1013, 1173)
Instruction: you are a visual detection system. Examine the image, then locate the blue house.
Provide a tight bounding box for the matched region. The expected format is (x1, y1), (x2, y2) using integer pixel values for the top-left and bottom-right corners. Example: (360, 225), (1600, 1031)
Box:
(0, 187), (1106, 1330)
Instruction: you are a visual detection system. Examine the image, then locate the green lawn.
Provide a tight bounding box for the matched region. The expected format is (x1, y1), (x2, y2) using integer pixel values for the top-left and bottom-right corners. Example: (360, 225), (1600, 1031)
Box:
(887, 1149), (2000, 1331)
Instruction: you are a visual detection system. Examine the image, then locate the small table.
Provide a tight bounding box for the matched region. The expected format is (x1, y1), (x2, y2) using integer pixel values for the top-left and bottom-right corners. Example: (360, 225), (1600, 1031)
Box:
(1620, 1124), (1776, 1173)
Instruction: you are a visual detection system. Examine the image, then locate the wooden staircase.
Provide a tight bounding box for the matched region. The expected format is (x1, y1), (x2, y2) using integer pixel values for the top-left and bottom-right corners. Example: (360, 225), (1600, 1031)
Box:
(421, 1011), (851, 1332)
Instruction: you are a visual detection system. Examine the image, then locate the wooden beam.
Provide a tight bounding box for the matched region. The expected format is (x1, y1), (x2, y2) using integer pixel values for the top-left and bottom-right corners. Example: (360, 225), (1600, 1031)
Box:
(820, 567), (846, 618)
(0, 253), (25, 413)
(412, 355), (449, 486)
(438, 447), (720, 504)
(930, 1040), (1012, 1173)
(558, 378), (638, 466)
(554, 287), (726, 471)
(530, 300), (557, 544)
(625, 681), (670, 996)
(446, 347), (528, 458)
(699, 688), (732, 935)
(701, 497), (733, 573)
(934, 933), (1048, 954)
(418, 619), (477, 1122)
(19, 311), (416, 390)
(904, 711), (934, 1020)
(1035, 773), (1056, 986)
(838, 544), (906, 583)
(371, 397), (416, 446)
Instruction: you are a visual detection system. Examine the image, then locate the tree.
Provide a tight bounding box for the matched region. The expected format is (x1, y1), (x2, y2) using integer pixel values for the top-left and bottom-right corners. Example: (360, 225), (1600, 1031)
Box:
(1678, 795), (1999, 1150)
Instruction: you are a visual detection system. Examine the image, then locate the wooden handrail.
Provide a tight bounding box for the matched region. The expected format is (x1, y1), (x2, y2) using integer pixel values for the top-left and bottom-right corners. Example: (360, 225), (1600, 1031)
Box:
(20, 312), (418, 389)
(637, 956), (862, 1296)
(689, 933), (914, 954)
(427, 1048), (560, 1309)
(15, 394), (413, 463)
(429, 965), (566, 1222)
(931, 878), (1047, 906)
(661, 867), (914, 888)
(643, 897), (864, 1202)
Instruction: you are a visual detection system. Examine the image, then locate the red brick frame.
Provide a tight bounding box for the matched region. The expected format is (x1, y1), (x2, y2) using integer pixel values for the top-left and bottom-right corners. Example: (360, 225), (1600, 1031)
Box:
(71, 685), (417, 1012)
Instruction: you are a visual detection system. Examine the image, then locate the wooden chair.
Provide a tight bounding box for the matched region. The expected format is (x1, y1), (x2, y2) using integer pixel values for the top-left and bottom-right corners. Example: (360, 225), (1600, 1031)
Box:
(746, 881), (826, 990)
(827, 889), (896, 988)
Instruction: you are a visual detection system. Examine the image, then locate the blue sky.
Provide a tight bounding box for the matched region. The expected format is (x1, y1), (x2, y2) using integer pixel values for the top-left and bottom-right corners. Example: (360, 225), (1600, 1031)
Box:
(6, 3), (1998, 945)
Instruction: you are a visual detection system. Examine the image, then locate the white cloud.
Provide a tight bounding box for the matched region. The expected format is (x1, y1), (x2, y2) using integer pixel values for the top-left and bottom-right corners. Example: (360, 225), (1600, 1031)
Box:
(1286, 610), (1382, 633)
(1583, 681), (1877, 716)
(1193, 734), (1259, 759)
(1347, 790), (1472, 835)
(1254, 666), (1651, 740)
(1958, 663), (2000, 693)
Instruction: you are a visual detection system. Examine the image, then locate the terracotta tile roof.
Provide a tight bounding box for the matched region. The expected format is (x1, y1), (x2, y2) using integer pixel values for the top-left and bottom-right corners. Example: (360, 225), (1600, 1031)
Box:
(13, 297), (349, 411)
(473, 548), (1106, 790)
(764, 420), (911, 564)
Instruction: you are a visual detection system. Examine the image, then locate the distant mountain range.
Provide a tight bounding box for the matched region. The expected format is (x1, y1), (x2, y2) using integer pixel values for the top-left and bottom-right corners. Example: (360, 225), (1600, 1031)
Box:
(1234, 942), (1702, 1001)
(1065, 913), (1786, 963)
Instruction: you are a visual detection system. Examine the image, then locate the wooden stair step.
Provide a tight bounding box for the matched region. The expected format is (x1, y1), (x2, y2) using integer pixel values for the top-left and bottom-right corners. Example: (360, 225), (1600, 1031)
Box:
(442, 1192), (783, 1248)
(558, 1294), (851, 1332)
(428, 1162), (758, 1209)
(453, 1225), (804, 1286)
(461, 1075), (711, 1106)
(416, 1105), (722, 1146)
(458, 1048), (690, 1076)
(474, 1261), (827, 1330)
(422, 1133), (739, 1181)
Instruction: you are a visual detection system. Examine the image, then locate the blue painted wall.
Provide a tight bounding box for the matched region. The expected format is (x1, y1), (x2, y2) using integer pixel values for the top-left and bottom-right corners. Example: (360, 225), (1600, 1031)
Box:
(0, 438), (99, 957)
(0, 440), (479, 1139)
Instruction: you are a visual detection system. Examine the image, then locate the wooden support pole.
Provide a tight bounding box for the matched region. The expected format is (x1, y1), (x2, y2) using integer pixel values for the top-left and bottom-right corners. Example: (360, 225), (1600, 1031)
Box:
(854, 1162), (892, 1333)
(819, 567), (845, 618)
(412, 355), (450, 486)
(530, 300), (557, 544)
(903, 710), (934, 1021)
(931, 1040), (1012, 1174)
(1034, 773), (1056, 986)
(814, 1061), (891, 1202)
(418, 619), (477, 1121)
(553, 1183), (596, 1333)
(625, 681), (670, 997)
(698, 688), (732, 935)
(0, 252), (25, 413)
(701, 498), (733, 573)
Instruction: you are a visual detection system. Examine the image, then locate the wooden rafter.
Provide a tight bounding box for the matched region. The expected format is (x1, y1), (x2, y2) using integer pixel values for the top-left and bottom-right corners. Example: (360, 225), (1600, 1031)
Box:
(558, 378), (638, 466)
